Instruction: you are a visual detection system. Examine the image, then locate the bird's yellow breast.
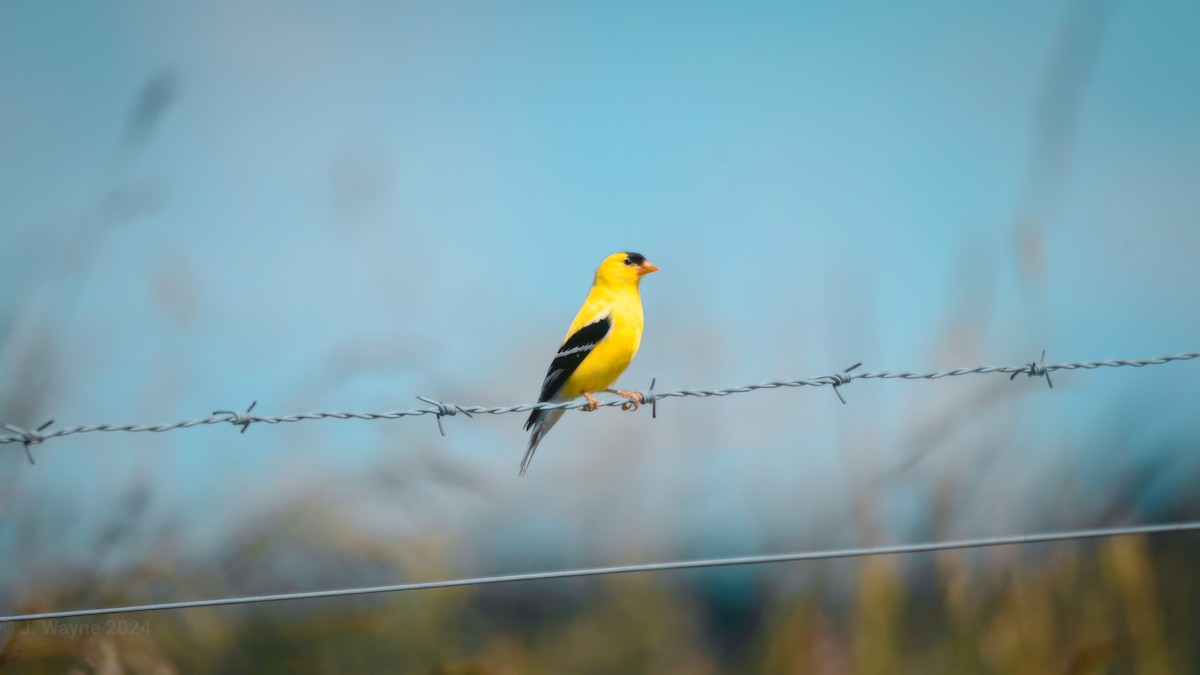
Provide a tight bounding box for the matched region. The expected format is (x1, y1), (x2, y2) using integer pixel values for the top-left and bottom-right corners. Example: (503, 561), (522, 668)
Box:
(560, 284), (644, 397)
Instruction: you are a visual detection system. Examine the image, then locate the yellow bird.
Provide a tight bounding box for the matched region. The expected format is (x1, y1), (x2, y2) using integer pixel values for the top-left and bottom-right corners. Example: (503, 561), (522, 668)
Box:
(521, 252), (660, 476)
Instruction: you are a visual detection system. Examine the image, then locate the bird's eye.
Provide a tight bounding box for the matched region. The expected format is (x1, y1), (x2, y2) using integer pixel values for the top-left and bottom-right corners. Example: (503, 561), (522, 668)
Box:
(623, 258), (635, 266)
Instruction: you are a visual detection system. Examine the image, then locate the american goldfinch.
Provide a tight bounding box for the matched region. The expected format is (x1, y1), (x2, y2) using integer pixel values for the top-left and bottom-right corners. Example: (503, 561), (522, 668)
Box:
(521, 252), (660, 476)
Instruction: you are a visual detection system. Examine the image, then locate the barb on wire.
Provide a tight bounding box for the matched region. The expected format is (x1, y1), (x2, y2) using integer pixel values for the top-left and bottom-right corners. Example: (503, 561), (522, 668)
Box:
(2, 351), (1197, 451)
(213, 401), (257, 434)
(2, 519), (1197, 622)
(639, 378), (658, 419)
(415, 396), (474, 437)
(1009, 350), (1053, 388)
(1, 420), (53, 465)
(817, 362), (862, 404)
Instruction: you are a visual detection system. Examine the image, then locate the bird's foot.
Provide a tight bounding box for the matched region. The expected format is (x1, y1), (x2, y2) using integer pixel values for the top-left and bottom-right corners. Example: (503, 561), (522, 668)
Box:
(581, 391), (600, 412)
(605, 389), (644, 411)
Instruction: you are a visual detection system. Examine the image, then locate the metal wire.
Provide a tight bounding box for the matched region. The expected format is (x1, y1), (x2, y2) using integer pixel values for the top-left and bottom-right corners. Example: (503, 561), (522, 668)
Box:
(2, 520), (1196, 622)
(2, 351), (1196, 458)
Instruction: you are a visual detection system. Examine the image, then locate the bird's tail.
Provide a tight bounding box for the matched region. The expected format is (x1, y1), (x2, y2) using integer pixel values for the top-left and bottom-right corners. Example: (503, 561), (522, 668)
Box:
(521, 407), (564, 477)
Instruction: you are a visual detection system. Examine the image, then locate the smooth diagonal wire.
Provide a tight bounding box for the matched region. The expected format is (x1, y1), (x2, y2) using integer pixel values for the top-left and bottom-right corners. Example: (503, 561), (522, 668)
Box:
(2, 351), (1196, 449)
(2, 520), (1197, 622)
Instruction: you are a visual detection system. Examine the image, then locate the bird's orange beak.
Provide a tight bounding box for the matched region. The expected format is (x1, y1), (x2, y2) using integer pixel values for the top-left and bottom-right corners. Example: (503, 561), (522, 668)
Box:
(638, 261), (660, 276)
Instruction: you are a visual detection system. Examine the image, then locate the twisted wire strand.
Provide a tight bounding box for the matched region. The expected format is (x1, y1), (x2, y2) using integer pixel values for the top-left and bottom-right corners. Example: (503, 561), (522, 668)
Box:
(2, 520), (1197, 622)
(2, 351), (1196, 451)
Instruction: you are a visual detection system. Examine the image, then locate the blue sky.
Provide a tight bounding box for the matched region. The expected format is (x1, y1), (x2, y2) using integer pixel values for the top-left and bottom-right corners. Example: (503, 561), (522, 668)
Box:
(2, 1), (1199, 589)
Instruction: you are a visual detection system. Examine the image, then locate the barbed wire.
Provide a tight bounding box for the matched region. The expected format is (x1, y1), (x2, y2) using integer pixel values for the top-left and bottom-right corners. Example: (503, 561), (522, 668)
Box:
(3, 351), (1197, 463)
(2, 520), (1196, 622)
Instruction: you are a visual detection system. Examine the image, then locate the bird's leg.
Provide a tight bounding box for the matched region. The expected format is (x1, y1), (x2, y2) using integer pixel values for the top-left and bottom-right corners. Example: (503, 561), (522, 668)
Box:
(605, 388), (644, 412)
(581, 391), (600, 412)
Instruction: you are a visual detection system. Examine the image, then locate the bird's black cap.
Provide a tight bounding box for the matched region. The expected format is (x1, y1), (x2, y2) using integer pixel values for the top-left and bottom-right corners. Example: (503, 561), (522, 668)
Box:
(624, 252), (646, 266)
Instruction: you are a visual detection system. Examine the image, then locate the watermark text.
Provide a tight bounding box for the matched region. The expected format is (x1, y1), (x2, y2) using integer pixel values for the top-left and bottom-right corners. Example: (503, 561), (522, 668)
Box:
(1, 619), (152, 638)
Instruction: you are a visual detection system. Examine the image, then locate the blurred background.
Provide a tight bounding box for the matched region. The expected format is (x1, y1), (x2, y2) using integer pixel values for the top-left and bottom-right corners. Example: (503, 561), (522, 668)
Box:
(2, 1), (1199, 672)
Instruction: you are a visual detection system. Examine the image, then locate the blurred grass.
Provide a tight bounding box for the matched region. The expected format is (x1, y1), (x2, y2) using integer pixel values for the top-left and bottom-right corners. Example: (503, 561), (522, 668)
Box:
(2, 503), (1198, 673)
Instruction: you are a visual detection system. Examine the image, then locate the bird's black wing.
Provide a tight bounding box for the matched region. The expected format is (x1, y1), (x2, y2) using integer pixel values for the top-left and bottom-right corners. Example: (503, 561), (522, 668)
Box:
(525, 316), (612, 430)
(537, 316), (612, 402)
